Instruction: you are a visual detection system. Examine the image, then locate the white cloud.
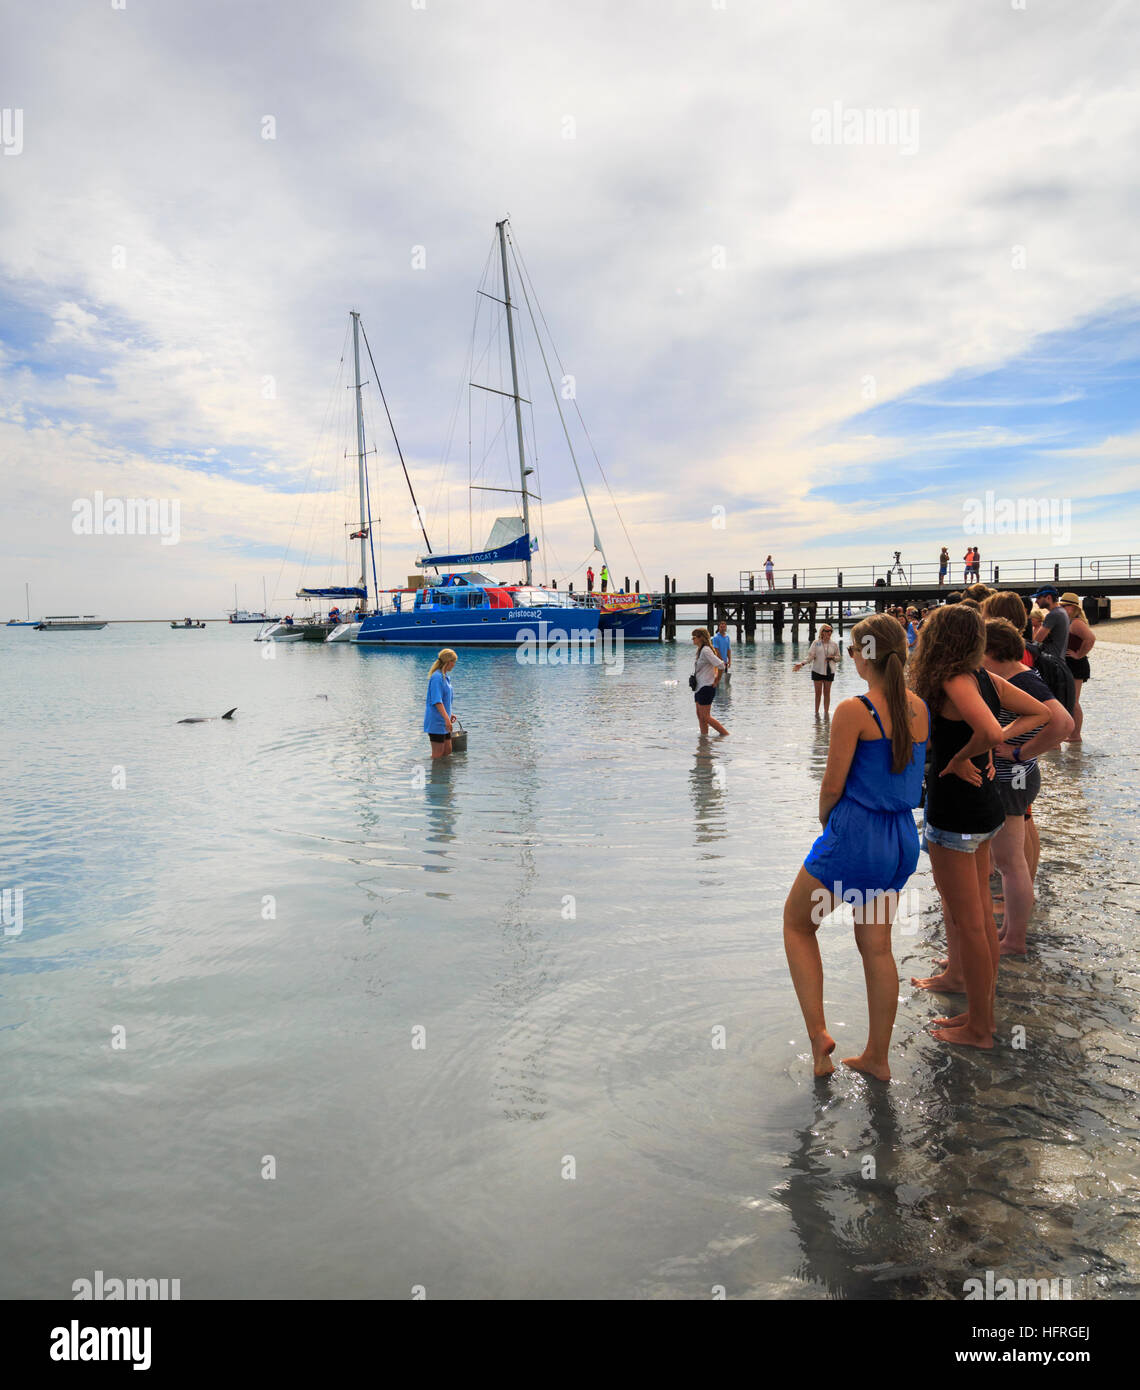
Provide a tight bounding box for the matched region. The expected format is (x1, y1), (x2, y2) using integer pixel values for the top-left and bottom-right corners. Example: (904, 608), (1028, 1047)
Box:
(1, 0), (1138, 612)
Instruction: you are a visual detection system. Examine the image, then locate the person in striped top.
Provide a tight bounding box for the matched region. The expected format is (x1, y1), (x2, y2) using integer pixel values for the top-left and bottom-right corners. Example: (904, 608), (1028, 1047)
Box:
(982, 619), (1074, 956)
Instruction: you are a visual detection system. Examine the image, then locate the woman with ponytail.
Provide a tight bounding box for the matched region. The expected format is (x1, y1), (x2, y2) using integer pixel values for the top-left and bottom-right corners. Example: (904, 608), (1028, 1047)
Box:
(908, 605), (1047, 1048)
(423, 649), (458, 758)
(783, 615), (929, 1080)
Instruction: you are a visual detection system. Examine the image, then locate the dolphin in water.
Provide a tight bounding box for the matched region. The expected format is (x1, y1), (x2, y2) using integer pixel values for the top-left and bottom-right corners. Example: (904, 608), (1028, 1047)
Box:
(177, 708), (237, 724)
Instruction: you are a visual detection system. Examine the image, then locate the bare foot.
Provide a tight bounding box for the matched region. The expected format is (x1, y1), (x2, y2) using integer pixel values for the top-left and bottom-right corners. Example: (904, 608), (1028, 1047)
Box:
(811, 1030), (836, 1077)
(930, 1022), (994, 1049)
(932, 1012), (969, 1028)
(999, 940), (1026, 957)
(933, 955), (949, 967)
(842, 1054), (890, 1081)
(911, 972), (966, 992)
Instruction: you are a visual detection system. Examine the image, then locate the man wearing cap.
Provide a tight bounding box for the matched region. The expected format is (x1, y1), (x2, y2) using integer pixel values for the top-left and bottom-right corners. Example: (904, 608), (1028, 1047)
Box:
(1032, 587), (1070, 660)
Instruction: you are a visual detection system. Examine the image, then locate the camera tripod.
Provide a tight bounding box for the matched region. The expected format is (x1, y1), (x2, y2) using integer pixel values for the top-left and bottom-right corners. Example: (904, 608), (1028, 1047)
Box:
(887, 551), (909, 584)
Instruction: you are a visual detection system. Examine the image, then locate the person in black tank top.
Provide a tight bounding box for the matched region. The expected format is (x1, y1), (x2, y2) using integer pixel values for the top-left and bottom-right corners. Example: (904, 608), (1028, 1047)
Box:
(907, 607), (1050, 1049)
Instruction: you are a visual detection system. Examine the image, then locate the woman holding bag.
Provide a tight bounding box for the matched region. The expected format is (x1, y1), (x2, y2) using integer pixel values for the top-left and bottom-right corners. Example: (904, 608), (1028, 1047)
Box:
(689, 628), (728, 737)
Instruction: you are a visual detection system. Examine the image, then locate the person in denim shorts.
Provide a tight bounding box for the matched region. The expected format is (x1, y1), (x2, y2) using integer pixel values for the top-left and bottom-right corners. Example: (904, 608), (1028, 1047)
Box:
(907, 606), (1049, 1049)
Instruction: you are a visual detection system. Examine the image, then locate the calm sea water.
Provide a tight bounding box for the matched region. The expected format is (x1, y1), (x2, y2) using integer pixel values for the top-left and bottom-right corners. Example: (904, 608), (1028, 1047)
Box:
(1, 622), (1137, 1300)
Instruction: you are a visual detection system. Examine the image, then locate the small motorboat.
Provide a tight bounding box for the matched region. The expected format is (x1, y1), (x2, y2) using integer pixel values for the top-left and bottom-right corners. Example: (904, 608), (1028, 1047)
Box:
(171, 619), (206, 629)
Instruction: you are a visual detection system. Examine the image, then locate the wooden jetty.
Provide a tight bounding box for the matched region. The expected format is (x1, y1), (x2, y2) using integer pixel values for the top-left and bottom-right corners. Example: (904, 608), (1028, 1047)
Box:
(652, 552), (1140, 641)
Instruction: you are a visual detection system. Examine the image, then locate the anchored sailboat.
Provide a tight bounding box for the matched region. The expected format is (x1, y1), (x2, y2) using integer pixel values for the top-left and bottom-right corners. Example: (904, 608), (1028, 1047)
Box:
(354, 219), (663, 644)
(259, 311), (401, 644)
(6, 583), (38, 626)
(354, 221), (599, 647)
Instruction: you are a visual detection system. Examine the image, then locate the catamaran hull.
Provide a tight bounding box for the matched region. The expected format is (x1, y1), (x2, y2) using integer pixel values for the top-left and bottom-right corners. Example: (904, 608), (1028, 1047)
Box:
(598, 607), (663, 641)
(325, 622), (362, 643)
(256, 622), (306, 642)
(34, 621), (107, 631)
(354, 609), (601, 646)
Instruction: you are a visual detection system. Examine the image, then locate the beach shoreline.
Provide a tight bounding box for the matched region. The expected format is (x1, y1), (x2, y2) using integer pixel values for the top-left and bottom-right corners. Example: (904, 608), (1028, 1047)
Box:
(1089, 596), (1140, 646)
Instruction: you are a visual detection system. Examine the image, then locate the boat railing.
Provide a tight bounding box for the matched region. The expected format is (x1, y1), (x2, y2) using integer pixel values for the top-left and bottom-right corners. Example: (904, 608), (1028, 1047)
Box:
(571, 591), (662, 610)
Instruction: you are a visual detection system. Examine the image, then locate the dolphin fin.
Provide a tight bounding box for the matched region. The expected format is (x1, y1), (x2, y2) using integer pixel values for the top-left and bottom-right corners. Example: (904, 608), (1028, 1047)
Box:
(221, 708), (237, 719)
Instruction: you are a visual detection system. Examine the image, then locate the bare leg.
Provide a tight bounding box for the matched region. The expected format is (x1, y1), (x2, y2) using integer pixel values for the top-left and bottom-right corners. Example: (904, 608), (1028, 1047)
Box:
(843, 894), (898, 1080)
(913, 890), (966, 991)
(1070, 680), (1084, 740)
(1025, 810), (1040, 880)
(813, 681), (822, 714)
(783, 866), (836, 1076)
(822, 681), (832, 715)
(991, 814), (1032, 954)
(696, 704), (710, 737)
(927, 844), (995, 1047)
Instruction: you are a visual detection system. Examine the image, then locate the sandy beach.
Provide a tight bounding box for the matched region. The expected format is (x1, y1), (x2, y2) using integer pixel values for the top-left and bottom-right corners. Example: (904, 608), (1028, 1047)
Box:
(1092, 596), (1140, 646)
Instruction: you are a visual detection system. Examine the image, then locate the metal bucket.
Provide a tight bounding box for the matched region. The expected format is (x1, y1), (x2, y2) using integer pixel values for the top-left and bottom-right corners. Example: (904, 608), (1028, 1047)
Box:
(450, 716), (468, 752)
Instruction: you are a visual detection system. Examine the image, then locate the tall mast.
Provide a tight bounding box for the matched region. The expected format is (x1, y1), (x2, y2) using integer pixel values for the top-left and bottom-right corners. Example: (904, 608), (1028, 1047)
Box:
(496, 219), (533, 585)
(25, 582), (30, 621)
(351, 311), (369, 609)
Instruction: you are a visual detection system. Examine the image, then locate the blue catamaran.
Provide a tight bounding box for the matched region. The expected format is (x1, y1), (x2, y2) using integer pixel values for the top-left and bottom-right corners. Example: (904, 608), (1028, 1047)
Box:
(355, 219), (658, 645)
(355, 519), (599, 646)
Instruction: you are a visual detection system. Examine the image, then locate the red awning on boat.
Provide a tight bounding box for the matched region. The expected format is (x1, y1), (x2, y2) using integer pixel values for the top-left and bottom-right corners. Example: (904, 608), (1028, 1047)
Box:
(485, 587), (514, 609)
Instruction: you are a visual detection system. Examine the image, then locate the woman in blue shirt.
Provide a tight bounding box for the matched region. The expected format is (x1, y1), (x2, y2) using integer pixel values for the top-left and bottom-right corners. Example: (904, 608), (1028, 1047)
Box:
(424, 648), (457, 758)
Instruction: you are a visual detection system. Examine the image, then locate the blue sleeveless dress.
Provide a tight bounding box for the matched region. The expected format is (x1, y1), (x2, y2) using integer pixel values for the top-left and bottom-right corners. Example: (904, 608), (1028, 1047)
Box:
(803, 696), (927, 894)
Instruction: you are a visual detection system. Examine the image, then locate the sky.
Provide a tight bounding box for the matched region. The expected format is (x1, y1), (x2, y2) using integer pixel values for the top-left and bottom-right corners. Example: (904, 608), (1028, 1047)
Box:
(1, 0), (1139, 617)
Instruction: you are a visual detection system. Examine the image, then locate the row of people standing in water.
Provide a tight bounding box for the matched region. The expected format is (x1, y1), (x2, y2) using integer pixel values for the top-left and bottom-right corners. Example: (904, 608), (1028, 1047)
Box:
(798, 584), (1094, 738)
(783, 587), (1088, 1079)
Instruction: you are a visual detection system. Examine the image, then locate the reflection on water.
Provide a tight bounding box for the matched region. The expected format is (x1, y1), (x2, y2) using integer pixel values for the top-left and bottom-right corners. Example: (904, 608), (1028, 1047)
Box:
(0, 624), (1136, 1299)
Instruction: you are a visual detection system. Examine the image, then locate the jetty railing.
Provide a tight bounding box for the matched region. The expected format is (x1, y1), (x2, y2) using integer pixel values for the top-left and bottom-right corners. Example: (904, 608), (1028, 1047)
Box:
(738, 553), (1139, 591)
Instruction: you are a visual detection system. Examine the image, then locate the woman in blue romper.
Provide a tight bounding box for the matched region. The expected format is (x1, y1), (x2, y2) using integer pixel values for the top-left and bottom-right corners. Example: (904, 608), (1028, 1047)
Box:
(784, 614), (929, 1080)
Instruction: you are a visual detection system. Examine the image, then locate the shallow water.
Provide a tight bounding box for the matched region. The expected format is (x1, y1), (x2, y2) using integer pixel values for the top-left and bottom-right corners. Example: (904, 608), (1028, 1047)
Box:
(1, 623), (1137, 1299)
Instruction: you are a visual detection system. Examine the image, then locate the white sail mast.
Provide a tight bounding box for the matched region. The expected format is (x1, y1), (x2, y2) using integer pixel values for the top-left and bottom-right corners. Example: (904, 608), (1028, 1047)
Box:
(496, 220), (533, 586)
(351, 311), (369, 607)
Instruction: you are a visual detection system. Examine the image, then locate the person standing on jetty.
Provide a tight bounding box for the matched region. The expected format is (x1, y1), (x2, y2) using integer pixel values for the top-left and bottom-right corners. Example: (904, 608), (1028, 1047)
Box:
(690, 628), (729, 737)
(939, 546), (950, 585)
(1059, 593), (1095, 741)
(423, 648), (458, 759)
(764, 555), (775, 590)
(908, 606), (1048, 1048)
(783, 615), (929, 1080)
(794, 623), (840, 715)
(712, 619), (732, 675)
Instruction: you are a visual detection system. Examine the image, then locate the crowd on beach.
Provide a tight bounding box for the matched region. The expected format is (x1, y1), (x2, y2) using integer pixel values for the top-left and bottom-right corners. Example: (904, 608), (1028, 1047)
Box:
(780, 582), (1095, 1080)
(420, 577), (1097, 1082)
